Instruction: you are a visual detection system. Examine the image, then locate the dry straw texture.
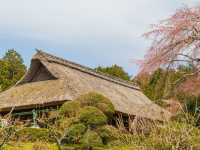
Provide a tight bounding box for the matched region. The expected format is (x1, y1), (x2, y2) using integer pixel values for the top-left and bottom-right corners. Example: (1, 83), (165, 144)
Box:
(0, 50), (171, 121)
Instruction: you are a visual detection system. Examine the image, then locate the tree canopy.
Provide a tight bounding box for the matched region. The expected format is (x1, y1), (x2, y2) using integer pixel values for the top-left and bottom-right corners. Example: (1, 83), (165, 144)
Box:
(95, 64), (130, 81)
(0, 49), (26, 91)
(136, 65), (193, 104)
(139, 6), (200, 75)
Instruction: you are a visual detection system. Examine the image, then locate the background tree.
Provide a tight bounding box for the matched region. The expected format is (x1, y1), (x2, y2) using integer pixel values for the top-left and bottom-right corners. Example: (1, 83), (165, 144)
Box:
(0, 60), (10, 91)
(136, 69), (165, 102)
(0, 49), (26, 91)
(139, 6), (200, 78)
(95, 64), (130, 81)
(136, 6), (200, 103)
(136, 65), (193, 104)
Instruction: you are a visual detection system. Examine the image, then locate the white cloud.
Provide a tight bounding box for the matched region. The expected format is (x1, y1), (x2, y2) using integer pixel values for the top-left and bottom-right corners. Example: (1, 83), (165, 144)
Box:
(0, 0), (180, 42)
(0, 0), (183, 75)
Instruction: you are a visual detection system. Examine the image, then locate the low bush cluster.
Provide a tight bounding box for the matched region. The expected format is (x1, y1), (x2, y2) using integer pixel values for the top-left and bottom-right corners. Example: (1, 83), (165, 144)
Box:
(113, 121), (200, 150)
(58, 92), (116, 149)
(80, 130), (103, 148)
(3, 92), (200, 150)
(97, 125), (119, 145)
(75, 92), (115, 119)
(64, 123), (87, 144)
(79, 106), (108, 128)
(59, 101), (81, 118)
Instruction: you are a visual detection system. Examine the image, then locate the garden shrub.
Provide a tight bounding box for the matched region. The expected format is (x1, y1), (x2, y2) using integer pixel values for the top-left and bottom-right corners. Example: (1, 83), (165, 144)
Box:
(79, 106), (107, 128)
(96, 103), (114, 119)
(16, 127), (53, 142)
(96, 125), (119, 144)
(107, 120), (200, 150)
(143, 121), (200, 150)
(76, 92), (115, 118)
(65, 123), (87, 144)
(56, 117), (77, 132)
(60, 101), (81, 118)
(80, 130), (103, 148)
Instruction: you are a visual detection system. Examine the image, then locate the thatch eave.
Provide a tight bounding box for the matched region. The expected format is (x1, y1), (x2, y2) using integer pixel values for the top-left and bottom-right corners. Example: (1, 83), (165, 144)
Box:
(0, 100), (67, 114)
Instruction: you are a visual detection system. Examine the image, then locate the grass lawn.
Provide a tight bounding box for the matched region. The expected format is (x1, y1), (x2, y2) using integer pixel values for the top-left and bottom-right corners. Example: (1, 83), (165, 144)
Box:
(2, 143), (73, 150)
(1, 143), (138, 150)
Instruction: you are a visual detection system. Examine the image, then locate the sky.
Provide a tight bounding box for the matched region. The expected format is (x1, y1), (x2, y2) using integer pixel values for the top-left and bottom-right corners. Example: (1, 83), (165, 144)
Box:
(0, 0), (199, 76)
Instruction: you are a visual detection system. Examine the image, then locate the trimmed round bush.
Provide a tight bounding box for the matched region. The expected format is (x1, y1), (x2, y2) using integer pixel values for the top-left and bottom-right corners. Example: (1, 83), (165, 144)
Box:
(96, 102), (115, 118)
(79, 106), (107, 128)
(59, 101), (81, 117)
(80, 130), (103, 148)
(65, 123), (87, 144)
(96, 125), (119, 144)
(76, 92), (115, 118)
(56, 117), (77, 132)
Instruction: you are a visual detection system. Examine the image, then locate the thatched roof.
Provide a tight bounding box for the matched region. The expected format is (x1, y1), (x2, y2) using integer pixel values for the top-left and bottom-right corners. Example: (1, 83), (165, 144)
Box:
(0, 50), (171, 121)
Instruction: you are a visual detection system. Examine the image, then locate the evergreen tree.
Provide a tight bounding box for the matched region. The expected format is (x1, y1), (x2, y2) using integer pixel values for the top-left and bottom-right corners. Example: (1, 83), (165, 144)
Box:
(136, 65), (193, 104)
(0, 49), (26, 91)
(95, 65), (130, 81)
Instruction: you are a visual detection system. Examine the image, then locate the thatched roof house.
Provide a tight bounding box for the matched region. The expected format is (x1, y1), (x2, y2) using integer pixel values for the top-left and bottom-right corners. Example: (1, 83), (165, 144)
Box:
(0, 50), (171, 121)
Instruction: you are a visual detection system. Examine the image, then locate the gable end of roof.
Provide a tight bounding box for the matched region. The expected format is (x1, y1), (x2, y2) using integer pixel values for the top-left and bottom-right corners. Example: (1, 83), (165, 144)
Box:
(34, 50), (140, 90)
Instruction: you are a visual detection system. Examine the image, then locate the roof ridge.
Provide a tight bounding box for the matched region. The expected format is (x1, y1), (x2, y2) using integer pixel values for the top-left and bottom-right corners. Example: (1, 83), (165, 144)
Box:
(36, 50), (140, 90)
